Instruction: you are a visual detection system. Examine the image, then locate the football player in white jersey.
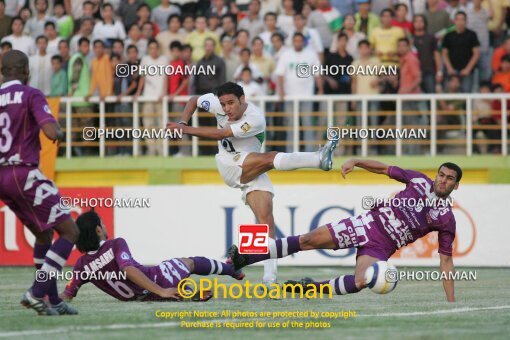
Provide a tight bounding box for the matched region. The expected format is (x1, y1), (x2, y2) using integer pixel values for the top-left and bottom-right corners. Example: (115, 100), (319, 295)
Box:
(167, 82), (337, 286)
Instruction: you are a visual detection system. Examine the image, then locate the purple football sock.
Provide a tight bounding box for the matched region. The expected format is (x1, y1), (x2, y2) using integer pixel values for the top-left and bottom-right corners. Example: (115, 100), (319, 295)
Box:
(33, 243), (50, 270)
(33, 243), (62, 304)
(191, 257), (235, 276)
(32, 238), (74, 299)
(326, 275), (361, 295)
(245, 235), (302, 265)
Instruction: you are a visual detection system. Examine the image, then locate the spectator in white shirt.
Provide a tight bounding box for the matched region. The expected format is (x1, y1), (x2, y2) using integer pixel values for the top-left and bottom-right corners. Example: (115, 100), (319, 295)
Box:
(151, 0), (181, 31)
(135, 39), (168, 156)
(274, 32), (323, 152)
(92, 3), (126, 46)
(4, 0), (24, 17)
(233, 48), (263, 81)
(44, 21), (62, 56)
(24, 0), (55, 38)
(29, 35), (53, 95)
(238, 0), (264, 40)
(286, 12), (324, 62)
(277, 0), (296, 37)
(125, 24), (148, 58)
(1, 17), (35, 56)
(237, 67), (264, 97)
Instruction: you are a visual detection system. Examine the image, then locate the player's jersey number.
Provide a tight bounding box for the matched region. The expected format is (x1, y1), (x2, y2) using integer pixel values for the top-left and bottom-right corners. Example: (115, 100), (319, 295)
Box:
(107, 280), (135, 299)
(221, 138), (236, 152)
(0, 112), (13, 153)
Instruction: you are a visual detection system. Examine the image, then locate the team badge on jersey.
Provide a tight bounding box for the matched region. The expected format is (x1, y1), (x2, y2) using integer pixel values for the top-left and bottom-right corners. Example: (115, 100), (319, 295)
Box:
(121, 252), (130, 260)
(233, 153), (241, 161)
(202, 100), (210, 111)
(241, 122), (251, 132)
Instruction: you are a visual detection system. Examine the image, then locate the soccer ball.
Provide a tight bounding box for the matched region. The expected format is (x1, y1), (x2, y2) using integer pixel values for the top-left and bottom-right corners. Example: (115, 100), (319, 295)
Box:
(365, 261), (398, 294)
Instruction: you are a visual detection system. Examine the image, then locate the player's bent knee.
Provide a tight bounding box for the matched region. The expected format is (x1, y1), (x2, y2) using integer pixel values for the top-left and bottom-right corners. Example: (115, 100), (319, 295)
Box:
(179, 258), (194, 272)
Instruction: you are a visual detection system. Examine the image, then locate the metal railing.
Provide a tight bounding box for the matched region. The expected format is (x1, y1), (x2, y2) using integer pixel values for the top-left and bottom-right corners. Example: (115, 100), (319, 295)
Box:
(57, 93), (510, 158)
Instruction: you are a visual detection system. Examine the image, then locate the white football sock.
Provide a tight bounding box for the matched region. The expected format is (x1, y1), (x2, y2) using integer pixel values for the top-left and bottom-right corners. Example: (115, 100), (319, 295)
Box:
(273, 152), (320, 170)
(262, 259), (278, 283)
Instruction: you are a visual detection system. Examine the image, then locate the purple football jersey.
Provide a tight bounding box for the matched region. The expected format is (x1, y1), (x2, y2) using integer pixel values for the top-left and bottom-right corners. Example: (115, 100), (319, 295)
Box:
(370, 166), (456, 256)
(0, 80), (56, 166)
(64, 238), (191, 301)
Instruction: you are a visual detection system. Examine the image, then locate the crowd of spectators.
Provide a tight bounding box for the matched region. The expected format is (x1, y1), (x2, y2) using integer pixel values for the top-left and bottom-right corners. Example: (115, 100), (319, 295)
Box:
(0, 0), (509, 155)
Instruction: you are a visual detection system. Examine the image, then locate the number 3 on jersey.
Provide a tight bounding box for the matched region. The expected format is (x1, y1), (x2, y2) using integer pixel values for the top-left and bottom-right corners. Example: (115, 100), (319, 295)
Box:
(221, 138), (236, 152)
(0, 112), (13, 152)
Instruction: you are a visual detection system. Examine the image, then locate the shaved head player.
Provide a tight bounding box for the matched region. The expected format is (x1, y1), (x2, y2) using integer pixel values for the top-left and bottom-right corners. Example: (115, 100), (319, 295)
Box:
(167, 82), (338, 287)
(0, 50), (79, 315)
(229, 159), (461, 302)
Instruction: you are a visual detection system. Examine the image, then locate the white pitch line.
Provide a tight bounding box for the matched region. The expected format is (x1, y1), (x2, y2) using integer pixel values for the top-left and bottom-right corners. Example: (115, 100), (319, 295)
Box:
(360, 305), (510, 317)
(2, 306), (510, 337)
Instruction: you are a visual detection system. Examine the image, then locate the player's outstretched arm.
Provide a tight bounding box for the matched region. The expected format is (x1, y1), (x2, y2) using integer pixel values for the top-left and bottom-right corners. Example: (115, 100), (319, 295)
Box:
(341, 158), (389, 178)
(124, 266), (181, 300)
(439, 254), (455, 302)
(167, 121), (233, 140)
(178, 96), (200, 126)
(41, 122), (65, 143)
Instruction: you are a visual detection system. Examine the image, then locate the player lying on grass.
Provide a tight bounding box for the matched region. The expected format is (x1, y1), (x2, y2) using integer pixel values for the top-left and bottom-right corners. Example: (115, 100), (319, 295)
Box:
(60, 211), (244, 302)
(229, 159), (461, 302)
(167, 82), (337, 287)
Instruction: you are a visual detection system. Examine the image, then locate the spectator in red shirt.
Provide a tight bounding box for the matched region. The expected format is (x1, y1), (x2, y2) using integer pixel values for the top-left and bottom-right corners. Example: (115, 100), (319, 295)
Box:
(398, 37), (423, 154)
(392, 3), (414, 36)
(168, 41), (190, 102)
(492, 37), (510, 73)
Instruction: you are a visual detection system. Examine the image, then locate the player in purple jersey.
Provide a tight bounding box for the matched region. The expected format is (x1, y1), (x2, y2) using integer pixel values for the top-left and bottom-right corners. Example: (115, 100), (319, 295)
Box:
(0, 50), (80, 315)
(61, 211), (244, 302)
(229, 159), (461, 302)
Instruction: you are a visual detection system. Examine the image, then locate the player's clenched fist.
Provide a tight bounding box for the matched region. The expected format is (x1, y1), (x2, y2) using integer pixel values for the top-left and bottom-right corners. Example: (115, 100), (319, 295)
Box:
(166, 122), (186, 139)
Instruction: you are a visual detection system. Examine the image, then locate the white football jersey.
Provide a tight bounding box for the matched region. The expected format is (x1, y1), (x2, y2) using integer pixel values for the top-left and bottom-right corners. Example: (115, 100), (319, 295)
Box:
(197, 93), (266, 155)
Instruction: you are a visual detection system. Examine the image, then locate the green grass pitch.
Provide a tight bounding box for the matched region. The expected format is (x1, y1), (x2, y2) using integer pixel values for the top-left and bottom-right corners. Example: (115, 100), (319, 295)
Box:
(1, 266), (509, 339)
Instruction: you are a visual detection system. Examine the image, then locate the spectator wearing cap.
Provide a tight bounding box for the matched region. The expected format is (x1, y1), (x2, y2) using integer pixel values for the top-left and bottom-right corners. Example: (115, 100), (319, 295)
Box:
(277, 0), (296, 38)
(1, 17), (35, 55)
(492, 37), (510, 73)
(370, 8), (405, 66)
(0, 0), (13, 40)
(185, 15), (220, 62)
(308, 0), (342, 52)
(151, 0), (181, 32)
(413, 14), (442, 94)
(117, 0), (143, 31)
(354, 0), (380, 37)
(424, 0), (452, 36)
(25, 0), (55, 38)
(238, 0), (264, 40)
(466, 0), (491, 82)
(220, 34), (240, 81)
(156, 14), (187, 57)
(92, 3), (126, 46)
(442, 11), (480, 93)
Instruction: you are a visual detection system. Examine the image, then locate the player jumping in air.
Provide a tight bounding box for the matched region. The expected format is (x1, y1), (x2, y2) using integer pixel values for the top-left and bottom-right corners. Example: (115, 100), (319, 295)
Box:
(0, 50), (79, 315)
(229, 159), (461, 302)
(60, 211), (244, 302)
(166, 82), (338, 287)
